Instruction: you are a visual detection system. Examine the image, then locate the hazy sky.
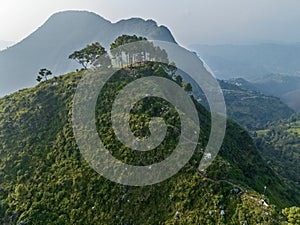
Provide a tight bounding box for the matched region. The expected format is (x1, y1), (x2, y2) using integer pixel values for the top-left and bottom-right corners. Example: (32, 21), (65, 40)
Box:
(1, 0), (300, 46)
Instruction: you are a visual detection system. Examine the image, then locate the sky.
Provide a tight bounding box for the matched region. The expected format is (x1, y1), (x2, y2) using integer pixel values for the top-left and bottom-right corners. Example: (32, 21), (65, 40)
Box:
(1, 0), (300, 46)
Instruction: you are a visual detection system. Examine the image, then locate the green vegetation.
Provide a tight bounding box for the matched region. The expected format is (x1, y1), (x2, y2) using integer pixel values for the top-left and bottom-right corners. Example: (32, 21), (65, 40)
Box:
(254, 114), (300, 201)
(282, 206), (300, 225)
(0, 36), (298, 224)
(0, 63), (296, 224)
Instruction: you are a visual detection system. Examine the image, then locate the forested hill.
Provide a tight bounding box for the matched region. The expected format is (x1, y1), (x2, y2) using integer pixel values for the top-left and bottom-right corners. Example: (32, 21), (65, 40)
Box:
(0, 62), (297, 224)
(0, 10), (176, 96)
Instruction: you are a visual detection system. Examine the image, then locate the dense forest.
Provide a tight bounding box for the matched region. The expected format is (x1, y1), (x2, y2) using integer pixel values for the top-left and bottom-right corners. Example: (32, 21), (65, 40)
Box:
(0, 36), (299, 224)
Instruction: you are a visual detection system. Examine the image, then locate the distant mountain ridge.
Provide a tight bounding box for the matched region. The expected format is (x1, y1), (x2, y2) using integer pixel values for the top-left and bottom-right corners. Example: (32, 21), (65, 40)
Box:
(190, 43), (300, 80)
(0, 10), (176, 96)
(251, 74), (300, 112)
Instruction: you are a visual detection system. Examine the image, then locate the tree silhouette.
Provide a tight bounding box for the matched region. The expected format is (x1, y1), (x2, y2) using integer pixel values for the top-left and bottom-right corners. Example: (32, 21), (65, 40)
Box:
(69, 42), (110, 69)
(37, 68), (52, 82)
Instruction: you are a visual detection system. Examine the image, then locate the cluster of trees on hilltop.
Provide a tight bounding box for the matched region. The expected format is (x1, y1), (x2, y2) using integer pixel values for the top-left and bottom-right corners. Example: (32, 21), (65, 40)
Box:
(37, 35), (169, 82)
(69, 34), (168, 69)
(36, 34), (192, 94)
(110, 35), (168, 67)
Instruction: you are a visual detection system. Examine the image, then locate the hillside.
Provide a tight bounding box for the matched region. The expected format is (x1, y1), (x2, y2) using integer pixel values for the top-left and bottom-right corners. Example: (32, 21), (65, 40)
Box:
(0, 10), (176, 97)
(255, 114), (300, 199)
(226, 75), (300, 112)
(230, 75), (300, 112)
(180, 75), (294, 130)
(0, 62), (297, 224)
(219, 79), (295, 130)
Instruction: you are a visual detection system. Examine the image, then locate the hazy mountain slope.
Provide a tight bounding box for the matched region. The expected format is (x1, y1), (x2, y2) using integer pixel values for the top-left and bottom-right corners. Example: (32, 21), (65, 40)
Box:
(190, 44), (300, 80)
(0, 64), (295, 224)
(0, 40), (14, 51)
(282, 89), (300, 111)
(251, 74), (300, 112)
(0, 10), (176, 96)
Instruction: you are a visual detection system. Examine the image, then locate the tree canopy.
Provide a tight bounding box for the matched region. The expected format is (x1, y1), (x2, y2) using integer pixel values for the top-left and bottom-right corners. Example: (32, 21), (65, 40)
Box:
(69, 42), (110, 69)
(282, 206), (300, 225)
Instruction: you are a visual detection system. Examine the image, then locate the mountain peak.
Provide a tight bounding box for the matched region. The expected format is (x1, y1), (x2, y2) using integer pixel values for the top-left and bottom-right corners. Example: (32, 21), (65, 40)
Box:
(0, 11), (176, 96)
(48, 10), (112, 25)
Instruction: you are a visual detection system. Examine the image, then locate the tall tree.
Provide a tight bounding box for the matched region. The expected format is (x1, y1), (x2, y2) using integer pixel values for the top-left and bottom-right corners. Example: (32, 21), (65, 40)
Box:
(110, 35), (168, 67)
(69, 42), (110, 69)
(110, 35), (145, 67)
